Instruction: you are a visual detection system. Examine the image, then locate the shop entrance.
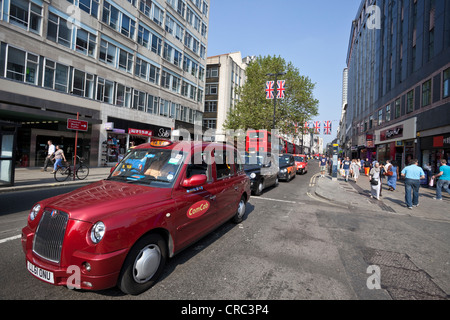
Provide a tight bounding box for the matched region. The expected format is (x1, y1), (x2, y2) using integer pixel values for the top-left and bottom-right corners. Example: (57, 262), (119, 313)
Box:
(35, 134), (90, 167)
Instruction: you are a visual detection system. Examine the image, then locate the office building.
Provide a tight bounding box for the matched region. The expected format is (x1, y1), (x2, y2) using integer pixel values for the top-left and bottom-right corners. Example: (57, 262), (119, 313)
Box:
(0, 0), (209, 175)
(345, 0), (450, 171)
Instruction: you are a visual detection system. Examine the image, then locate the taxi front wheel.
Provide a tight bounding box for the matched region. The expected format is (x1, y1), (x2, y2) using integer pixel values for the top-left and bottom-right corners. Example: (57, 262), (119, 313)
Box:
(118, 233), (167, 295)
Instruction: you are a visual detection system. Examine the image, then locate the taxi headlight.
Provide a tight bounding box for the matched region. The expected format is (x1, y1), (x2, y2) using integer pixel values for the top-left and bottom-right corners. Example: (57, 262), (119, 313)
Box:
(250, 173), (256, 179)
(281, 169), (287, 173)
(29, 204), (41, 221)
(90, 222), (106, 244)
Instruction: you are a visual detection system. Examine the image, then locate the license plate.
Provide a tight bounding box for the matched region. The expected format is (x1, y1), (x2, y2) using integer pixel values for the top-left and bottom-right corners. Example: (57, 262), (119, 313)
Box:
(27, 261), (54, 284)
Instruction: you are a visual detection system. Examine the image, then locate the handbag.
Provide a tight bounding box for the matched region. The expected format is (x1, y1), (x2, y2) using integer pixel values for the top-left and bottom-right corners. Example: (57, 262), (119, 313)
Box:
(429, 177), (434, 187)
(370, 178), (379, 186)
(385, 170), (393, 176)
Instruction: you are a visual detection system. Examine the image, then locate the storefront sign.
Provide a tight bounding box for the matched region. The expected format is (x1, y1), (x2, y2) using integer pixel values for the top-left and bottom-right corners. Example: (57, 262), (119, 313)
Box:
(380, 125), (403, 141)
(129, 128), (153, 137)
(366, 134), (374, 148)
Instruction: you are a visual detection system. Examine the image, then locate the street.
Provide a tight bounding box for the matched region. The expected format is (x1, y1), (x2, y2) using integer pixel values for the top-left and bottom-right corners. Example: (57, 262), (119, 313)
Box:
(0, 161), (449, 301)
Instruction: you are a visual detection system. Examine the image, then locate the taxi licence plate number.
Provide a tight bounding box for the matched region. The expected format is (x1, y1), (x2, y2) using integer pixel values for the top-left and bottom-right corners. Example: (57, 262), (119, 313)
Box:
(27, 261), (54, 284)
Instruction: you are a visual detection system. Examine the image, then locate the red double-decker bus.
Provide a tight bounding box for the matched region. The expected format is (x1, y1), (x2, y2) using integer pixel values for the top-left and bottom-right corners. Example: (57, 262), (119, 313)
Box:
(246, 130), (273, 153)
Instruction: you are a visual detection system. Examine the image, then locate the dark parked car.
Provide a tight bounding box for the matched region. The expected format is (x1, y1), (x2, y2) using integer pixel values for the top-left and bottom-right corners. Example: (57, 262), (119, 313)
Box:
(243, 153), (278, 196)
(278, 154), (296, 181)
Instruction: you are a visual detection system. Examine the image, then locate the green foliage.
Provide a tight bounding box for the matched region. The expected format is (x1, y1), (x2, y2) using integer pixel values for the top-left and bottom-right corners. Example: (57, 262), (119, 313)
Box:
(224, 55), (319, 136)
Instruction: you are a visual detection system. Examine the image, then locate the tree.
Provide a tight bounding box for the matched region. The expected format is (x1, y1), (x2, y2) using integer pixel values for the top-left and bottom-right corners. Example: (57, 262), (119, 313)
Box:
(224, 55), (319, 136)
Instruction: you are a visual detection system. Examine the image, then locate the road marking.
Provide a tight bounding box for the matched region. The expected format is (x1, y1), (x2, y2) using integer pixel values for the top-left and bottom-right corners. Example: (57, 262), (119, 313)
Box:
(309, 173), (320, 187)
(251, 197), (303, 205)
(0, 234), (21, 244)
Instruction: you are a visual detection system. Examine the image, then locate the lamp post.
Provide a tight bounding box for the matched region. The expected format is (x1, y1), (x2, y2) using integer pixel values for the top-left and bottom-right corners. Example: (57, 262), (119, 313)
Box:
(266, 72), (286, 129)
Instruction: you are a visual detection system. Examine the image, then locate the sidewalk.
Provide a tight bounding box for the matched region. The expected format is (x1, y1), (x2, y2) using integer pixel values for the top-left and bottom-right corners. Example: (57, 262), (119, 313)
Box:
(315, 171), (450, 223)
(0, 166), (112, 193)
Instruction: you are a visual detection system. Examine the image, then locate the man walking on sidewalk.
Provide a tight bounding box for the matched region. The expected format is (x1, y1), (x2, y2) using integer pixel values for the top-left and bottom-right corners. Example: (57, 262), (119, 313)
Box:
(432, 159), (450, 201)
(342, 157), (351, 182)
(319, 155), (327, 177)
(41, 140), (55, 172)
(401, 159), (425, 209)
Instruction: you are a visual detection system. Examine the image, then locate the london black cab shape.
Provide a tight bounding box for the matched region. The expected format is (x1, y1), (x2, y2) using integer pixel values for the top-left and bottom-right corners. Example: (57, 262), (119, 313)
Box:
(22, 139), (251, 295)
(278, 154), (297, 181)
(243, 152), (279, 196)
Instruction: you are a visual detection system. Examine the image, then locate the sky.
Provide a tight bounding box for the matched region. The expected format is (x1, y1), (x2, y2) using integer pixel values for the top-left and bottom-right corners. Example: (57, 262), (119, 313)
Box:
(206, 0), (361, 146)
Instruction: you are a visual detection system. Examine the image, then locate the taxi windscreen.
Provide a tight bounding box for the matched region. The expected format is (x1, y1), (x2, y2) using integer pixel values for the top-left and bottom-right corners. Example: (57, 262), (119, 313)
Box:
(294, 156), (305, 162)
(108, 149), (186, 186)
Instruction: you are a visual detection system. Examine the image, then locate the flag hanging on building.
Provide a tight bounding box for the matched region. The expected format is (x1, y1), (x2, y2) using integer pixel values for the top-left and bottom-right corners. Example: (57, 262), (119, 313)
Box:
(323, 120), (332, 135)
(265, 81), (274, 99)
(277, 80), (286, 99)
(313, 121), (321, 134)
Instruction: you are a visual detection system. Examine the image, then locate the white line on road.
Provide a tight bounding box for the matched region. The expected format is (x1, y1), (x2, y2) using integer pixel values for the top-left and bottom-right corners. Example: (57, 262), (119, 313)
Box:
(251, 197), (303, 205)
(0, 234), (21, 244)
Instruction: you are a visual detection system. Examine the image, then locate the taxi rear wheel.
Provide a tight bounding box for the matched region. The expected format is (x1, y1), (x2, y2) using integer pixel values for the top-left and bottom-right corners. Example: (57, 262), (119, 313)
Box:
(232, 196), (246, 224)
(118, 233), (167, 295)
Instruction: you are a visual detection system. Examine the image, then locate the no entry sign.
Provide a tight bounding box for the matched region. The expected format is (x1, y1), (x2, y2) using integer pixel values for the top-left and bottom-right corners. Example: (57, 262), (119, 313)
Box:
(67, 118), (88, 131)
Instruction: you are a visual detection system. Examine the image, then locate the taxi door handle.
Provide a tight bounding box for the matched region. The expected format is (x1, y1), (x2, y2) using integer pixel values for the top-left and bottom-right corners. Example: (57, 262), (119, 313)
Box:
(207, 195), (216, 201)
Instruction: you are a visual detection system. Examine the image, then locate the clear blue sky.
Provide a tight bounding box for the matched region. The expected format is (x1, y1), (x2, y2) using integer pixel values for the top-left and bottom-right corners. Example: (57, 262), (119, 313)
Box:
(207, 0), (361, 146)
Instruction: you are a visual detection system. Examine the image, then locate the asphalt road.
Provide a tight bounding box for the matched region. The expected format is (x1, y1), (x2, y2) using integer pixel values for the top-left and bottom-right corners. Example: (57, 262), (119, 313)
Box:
(1, 162), (449, 303)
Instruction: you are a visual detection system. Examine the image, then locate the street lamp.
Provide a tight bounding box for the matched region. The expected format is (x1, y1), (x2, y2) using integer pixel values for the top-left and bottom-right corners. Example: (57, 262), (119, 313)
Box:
(266, 72), (287, 130)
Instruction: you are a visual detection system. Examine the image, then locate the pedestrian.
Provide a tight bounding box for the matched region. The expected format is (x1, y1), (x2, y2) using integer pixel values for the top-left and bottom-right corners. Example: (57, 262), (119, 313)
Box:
(386, 160), (399, 191)
(319, 155), (327, 177)
(431, 159), (450, 201)
(401, 159), (425, 209)
(369, 162), (381, 200)
(351, 159), (361, 182)
(41, 140), (55, 172)
(364, 158), (371, 176)
(52, 145), (67, 174)
(342, 156), (351, 182)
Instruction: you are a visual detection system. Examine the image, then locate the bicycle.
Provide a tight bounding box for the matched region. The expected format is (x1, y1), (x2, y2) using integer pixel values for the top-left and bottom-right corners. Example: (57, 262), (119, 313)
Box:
(54, 155), (90, 182)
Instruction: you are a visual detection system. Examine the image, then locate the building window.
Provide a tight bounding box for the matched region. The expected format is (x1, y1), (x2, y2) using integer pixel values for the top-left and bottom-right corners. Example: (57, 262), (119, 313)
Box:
(203, 119), (216, 129)
(205, 101), (217, 112)
(139, 0), (164, 27)
(407, 90), (414, 113)
(75, 28), (97, 57)
(443, 68), (450, 99)
(96, 77), (114, 104)
(395, 99), (401, 118)
(72, 69), (94, 99)
(162, 42), (182, 68)
(43, 59), (69, 92)
(99, 39), (116, 66)
(386, 104), (391, 122)
(5, 46), (38, 85)
(206, 84), (217, 95)
(377, 109), (383, 126)
(102, 1), (119, 30)
(132, 89), (146, 111)
(118, 48), (133, 73)
(146, 94), (159, 114)
(9, 0), (42, 34)
(47, 13), (71, 48)
(422, 80), (431, 107)
(116, 83), (132, 107)
(68, 0), (99, 18)
(137, 24), (163, 56)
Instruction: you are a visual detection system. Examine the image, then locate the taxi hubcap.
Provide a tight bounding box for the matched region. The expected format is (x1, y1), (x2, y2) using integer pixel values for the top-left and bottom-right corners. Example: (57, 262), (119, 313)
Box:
(237, 200), (246, 219)
(133, 244), (161, 283)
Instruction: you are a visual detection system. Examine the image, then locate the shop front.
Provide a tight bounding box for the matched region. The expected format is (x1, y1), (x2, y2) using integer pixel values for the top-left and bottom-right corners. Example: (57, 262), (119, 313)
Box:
(375, 117), (417, 170)
(420, 132), (450, 175)
(102, 117), (172, 166)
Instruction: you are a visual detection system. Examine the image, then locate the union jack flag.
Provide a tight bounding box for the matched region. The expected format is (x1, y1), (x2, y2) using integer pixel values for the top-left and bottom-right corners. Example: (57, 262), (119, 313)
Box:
(313, 121), (321, 134)
(277, 80), (286, 99)
(266, 81), (275, 99)
(323, 120), (332, 135)
(304, 121), (310, 134)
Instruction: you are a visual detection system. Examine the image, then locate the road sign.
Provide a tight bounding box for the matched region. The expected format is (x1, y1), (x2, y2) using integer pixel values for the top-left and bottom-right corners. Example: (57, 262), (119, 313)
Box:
(67, 119), (88, 132)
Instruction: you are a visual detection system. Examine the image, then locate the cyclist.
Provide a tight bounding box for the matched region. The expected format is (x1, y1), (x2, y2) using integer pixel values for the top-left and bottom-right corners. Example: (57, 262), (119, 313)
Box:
(52, 145), (67, 173)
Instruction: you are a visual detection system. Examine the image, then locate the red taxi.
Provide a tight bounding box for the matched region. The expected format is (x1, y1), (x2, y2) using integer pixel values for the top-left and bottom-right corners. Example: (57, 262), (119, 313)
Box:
(293, 154), (308, 175)
(22, 139), (250, 295)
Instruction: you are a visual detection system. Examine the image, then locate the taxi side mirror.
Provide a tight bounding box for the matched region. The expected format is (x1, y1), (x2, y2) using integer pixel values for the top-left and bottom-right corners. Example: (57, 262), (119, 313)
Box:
(182, 174), (207, 188)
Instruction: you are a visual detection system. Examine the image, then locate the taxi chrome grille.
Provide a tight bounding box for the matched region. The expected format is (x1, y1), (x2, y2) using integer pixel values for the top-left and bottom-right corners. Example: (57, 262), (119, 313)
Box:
(33, 209), (69, 263)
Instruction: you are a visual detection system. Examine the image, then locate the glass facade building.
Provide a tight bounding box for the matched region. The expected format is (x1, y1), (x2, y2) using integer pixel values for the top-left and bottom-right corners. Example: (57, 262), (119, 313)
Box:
(345, 0), (450, 172)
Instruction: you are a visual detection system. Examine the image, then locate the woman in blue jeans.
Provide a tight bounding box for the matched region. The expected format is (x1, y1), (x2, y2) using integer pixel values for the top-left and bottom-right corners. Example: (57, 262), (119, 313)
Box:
(51, 145), (67, 173)
(401, 159), (425, 209)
